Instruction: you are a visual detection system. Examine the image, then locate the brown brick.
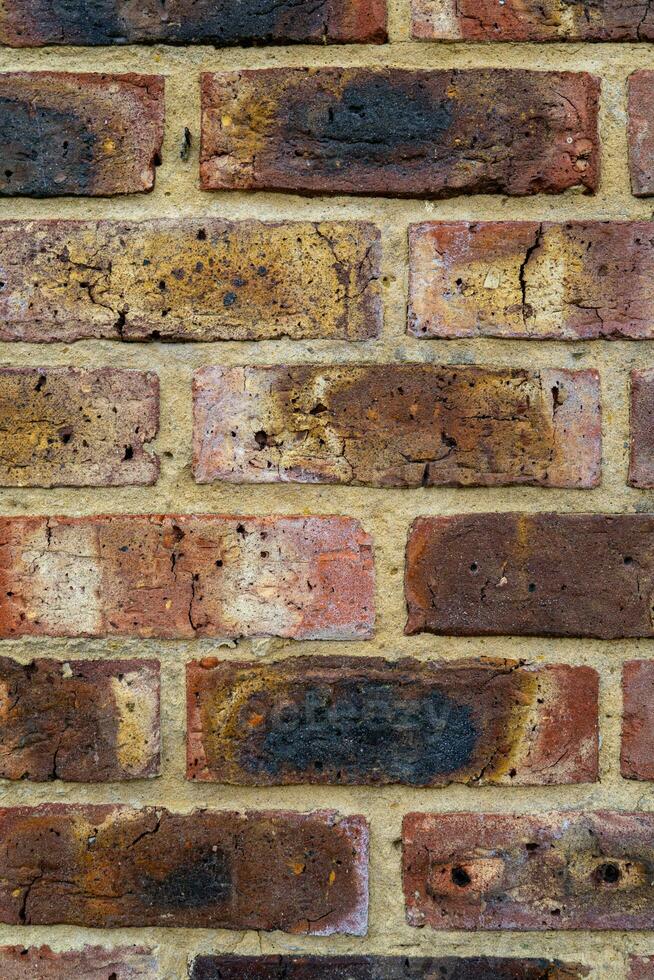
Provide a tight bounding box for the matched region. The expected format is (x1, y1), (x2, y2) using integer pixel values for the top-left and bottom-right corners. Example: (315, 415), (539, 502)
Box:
(403, 811), (654, 930)
(0, 0), (387, 46)
(630, 958), (654, 980)
(200, 69), (599, 198)
(412, 0), (654, 41)
(630, 370), (654, 487)
(0, 805), (368, 932)
(187, 656), (598, 787)
(0, 658), (160, 782)
(193, 365), (599, 489)
(0, 72), (164, 197)
(0, 515), (374, 640)
(408, 221), (654, 340)
(190, 954), (588, 979)
(621, 661), (654, 780)
(0, 219), (381, 343)
(629, 71), (654, 197)
(0, 945), (157, 979)
(405, 514), (654, 640)
(0, 368), (159, 487)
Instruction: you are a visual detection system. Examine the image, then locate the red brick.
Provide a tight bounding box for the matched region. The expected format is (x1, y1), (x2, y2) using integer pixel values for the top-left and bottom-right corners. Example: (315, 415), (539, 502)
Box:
(0, 945), (157, 979)
(621, 661), (654, 780)
(409, 221), (654, 340)
(0, 72), (164, 197)
(201, 69), (599, 198)
(193, 365), (600, 489)
(0, 658), (160, 782)
(412, 0), (654, 40)
(0, 515), (374, 640)
(0, 805), (368, 933)
(630, 370), (654, 487)
(403, 811), (654, 930)
(0, 219), (381, 343)
(0, 0), (386, 46)
(405, 514), (654, 640)
(0, 368), (159, 487)
(630, 958), (654, 980)
(187, 656), (598, 786)
(629, 71), (654, 197)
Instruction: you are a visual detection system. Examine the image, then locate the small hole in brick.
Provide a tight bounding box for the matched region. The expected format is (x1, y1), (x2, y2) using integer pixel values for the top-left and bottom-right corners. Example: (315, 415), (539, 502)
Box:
(596, 862), (621, 885)
(197, 228), (207, 241)
(254, 430), (268, 449)
(58, 427), (73, 445)
(123, 446), (133, 460)
(470, 562), (478, 573)
(624, 556), (633, 565)
(528, 583), (536, 593)
(451, 866), (471, 888)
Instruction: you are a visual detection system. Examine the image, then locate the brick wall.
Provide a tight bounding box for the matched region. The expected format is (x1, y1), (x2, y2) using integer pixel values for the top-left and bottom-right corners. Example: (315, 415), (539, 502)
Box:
(0, 2), (652, 978)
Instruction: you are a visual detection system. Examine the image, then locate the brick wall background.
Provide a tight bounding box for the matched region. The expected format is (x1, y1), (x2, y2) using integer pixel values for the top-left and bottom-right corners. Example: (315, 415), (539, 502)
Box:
(1, 1), (654, 977)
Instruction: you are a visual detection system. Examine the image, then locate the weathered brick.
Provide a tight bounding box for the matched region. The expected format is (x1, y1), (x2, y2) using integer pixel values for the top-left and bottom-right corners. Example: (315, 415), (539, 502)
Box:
(403, 811), (654, 930)
(630, 369), (654, 487)
(0, 368), (159, 487)
(0, 806), (368, 932)
(405, 514), (654, 640)
(0, 0), (387, 46)
(0, 72), (164, 197)
(412, 0), (654, 41)
(621, 661), (654, 780)
(0, 658), (160, 782)
(630, 958), (654, 980)
(200, 69), (599, 197)
(187, 656), (598, 786)
(409, 221), (654, 340)
(0, 219), (381, 343)
(189, 954), (588, 979)
(0, 945), (157, 979)
(193, 365), (600, 489)
(629, 71), (654, 197)
(0, 515), (374, 640)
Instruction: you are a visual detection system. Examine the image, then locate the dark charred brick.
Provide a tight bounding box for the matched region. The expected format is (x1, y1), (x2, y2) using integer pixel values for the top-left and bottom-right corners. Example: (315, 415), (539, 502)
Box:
(630, 369), (654, 487)
(0, 72), (164, 197)
(0, 368), (159, 487)
(0, 0), (387, 46)
(404, 811), (654, 930)
(0, 219), (381, 343)
(412, 0), (654, 41)
(0, 515), (375, 641)
(201, 69), (599, 198)
(0, 658), (160, 782)
(193, 365), (600, 488)
(189, 954), (588, 980)
(0, 806), (368, 932)
(621, 661), (654, 780)
(629, 71), (654, 197)
(405, 513), (654, 640)
(186, 656), (598, 786)
(0, 945), (157, 979)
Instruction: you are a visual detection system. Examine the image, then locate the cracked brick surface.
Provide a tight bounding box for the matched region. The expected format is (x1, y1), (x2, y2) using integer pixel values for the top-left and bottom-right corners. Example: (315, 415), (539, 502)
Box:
(200, 69), (599, 197)
(0, 72), (164, 197)
(629, 71), (654, 196)
(0, 0), (387, 46)
(0, 806), (368, 932)
(0, 945), (157, 979)
(0, 658), (160, 782)
(0, 219), (381, 343)
(630, 369), (654, 487)
(193, 365), (600, 488)
(0, 515), (375, 640)
(0, 368), (159, 487)
(405, 514), (654, 639)
(186, 656), (598, 787)
(403, 811), (654, 930)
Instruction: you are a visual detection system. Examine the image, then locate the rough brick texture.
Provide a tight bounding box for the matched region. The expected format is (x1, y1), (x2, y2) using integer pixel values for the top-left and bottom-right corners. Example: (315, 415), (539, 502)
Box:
(621, 661), (654, 780)
(0, 945), (157, 979)
(193, 365), (600, 488)
(200, 69), (599, 197)
(406, 513), (654, 639)
(0, 515), (374, 640)
(0, 806), (368, 933)
(403, 811), (654, 930)
(0, 72), (164, 197)
(412, 0), (654, 41)
(630, 369), (654, 487)
(0, 0), (387, 46)
(189, 955), (588, 979)
(630, 71), (654, 196)
(630, 959), (654, 980)
(0, 368), (159, 487)
(0, 219), (381, 343)
(0, 658), (160, 782)
(409, 221), (654, 340)
(186, 656), (598, 786)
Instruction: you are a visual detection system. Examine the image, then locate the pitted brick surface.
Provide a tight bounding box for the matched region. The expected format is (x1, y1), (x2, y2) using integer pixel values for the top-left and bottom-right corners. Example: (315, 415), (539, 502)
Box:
(0, 945), (157, 979)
